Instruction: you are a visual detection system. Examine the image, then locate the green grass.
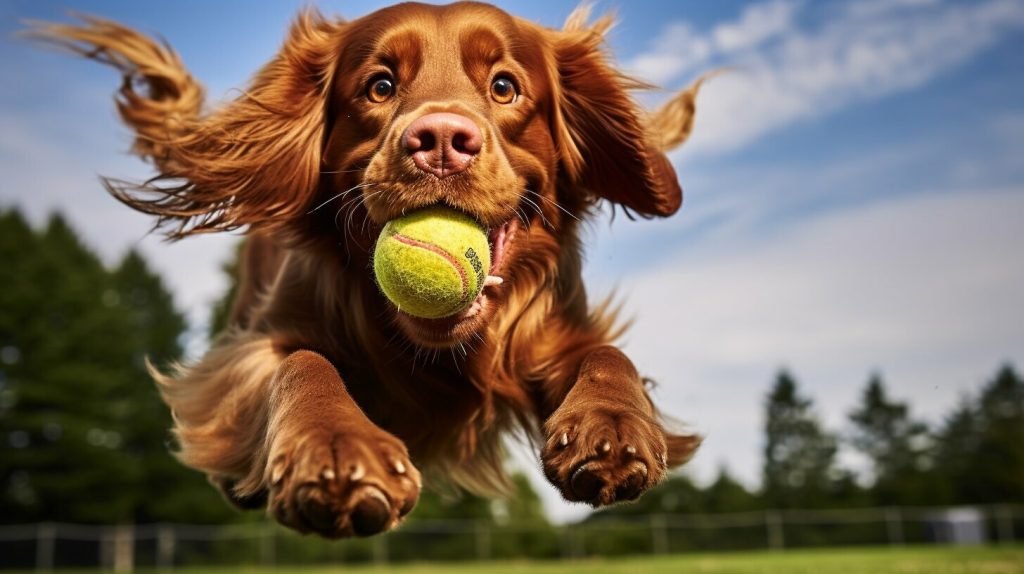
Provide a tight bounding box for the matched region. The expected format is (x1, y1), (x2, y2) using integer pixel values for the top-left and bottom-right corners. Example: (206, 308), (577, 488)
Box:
(42, 545), (1023, 574)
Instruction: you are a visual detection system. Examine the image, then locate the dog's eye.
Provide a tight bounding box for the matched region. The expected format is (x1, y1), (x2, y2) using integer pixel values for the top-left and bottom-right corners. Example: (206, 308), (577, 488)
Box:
(490, 77), (517, 104)
(367, 76), (395, 103)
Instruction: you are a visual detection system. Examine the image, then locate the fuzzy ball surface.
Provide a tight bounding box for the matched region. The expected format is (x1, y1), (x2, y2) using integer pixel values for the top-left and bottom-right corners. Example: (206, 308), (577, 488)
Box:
(373, 207), (490, 319)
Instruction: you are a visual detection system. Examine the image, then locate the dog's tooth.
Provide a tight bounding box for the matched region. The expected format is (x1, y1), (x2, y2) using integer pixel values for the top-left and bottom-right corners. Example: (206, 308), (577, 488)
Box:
(349, 463), (365, 482)
(321, 468), (336, 481)
(393, 460), (407, 475)
(559, 432), (569, 447)
(625, 445), (637, 458)
(600, 440), (611, 454)
(484, 275), (504, 287)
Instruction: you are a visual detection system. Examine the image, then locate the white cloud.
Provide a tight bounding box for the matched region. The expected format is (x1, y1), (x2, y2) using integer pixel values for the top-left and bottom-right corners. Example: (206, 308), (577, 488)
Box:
(604, 188), (1024, 487)
(627, 0), (1024, 156)
(0, 110), (235, 358)
(712, 0), (798, 53)
(627, 22), (712, 86)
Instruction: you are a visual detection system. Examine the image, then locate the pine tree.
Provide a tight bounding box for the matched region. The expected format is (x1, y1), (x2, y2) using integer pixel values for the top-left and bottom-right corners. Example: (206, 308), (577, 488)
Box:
(972, 365), (1024, 503)
(208, 241), (243, 337)
(933, 365), (1024, 505)
(848, 373), (933, 504)
(762, 370), (838, 508)
(1, 213), (141, 522)
(933, 396), (982, 504)
(0, 211), (234, 523)
(111, 250), (236, 522)
(704, 466), (759, 513)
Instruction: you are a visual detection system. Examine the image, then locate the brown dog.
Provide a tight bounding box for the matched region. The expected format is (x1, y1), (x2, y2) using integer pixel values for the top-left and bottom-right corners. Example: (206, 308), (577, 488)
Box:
(31, 2), (705, 538)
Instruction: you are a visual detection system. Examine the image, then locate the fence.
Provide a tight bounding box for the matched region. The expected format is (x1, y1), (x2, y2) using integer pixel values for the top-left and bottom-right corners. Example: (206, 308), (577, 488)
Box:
(1, 504), (1020, 571)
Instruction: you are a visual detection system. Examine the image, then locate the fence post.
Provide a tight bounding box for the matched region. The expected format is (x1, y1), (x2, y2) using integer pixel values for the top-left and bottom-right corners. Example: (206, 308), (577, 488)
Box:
(157, 524), (175, 571)
(260, 523), (275, 566)
(559, 527), (572, 559)
(996, 505), (1015, 544)
(474, 520), (492, 561)
(766, 511), (784, 551)
(885, 508), (904, 546)
(373, 531), (389, 564)
(650, 514), (669, 554)
(35, 522), (55, 573)
(113, 524), (134, 574)
(565, 525), (584, 559)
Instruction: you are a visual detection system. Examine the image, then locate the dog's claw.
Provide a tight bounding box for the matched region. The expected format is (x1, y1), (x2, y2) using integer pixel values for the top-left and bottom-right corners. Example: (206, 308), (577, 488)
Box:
(349, 463), (365, 482)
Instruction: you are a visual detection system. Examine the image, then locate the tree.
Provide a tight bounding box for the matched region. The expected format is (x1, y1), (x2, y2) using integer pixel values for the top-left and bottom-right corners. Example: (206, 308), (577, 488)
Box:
(208, 241), (243, 337)
(933, 365), (1024, 505)
(762, 370), (838, 508)
(848, 373), (933, 504)
(111, 249), (237, 522)
(703, 466), (759, 513)
(933, 396), (982, 504)
(0, 211), (234, 523)
(972, 365), (1024, 503)
(1, 213), (141, 522)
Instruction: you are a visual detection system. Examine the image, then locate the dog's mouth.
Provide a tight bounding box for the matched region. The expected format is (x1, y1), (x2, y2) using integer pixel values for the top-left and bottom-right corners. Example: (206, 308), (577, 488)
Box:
(392, 216), (519, 347)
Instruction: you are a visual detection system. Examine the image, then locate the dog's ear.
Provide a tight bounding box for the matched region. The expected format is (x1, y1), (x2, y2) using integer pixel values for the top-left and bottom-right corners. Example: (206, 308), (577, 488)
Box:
(103, 10), (345, 239)
(548, 9), (685, 218)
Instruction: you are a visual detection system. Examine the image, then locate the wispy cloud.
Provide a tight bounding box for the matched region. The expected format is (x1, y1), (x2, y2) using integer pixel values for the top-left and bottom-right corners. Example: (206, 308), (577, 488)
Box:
(628, 0), (1024, 156)
(612, 187), (1024, 486)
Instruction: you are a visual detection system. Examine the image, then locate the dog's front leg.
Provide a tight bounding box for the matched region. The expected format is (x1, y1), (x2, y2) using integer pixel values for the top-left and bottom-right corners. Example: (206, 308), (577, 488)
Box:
(262, 350), (420, 537)
(539, 346), (697, 506)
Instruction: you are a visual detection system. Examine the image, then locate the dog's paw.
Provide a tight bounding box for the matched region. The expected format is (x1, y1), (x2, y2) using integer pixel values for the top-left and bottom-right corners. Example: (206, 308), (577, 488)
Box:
(266, 426), (421, 538)
(542, 403), (668, 507)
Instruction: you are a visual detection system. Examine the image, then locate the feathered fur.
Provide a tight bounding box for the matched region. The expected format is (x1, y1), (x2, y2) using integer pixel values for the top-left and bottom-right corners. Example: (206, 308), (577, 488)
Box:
(28, 2), (707, 537)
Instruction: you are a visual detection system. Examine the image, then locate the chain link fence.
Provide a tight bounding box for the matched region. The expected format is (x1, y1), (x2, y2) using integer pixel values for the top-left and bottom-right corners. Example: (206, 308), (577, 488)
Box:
(1, 504), (1020, 571)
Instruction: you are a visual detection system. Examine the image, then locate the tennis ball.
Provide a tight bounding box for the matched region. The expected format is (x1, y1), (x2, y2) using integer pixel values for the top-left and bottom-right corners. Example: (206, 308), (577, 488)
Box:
(373, 207), (490, 319)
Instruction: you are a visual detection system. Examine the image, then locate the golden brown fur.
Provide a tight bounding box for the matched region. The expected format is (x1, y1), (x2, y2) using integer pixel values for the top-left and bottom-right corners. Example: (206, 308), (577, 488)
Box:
(29, 2), (705, 537)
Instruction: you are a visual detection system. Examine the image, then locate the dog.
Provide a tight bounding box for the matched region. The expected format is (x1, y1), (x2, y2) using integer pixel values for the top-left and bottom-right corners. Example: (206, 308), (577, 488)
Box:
(30, 2), (705, 538)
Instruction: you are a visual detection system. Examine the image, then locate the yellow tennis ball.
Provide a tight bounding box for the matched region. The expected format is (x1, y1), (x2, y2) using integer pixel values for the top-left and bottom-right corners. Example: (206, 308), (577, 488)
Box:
(373, 207), (490, 319)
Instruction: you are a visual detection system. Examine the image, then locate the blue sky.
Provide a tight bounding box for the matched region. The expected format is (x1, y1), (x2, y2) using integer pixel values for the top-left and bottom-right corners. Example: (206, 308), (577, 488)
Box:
(3, 0), (1024, 522)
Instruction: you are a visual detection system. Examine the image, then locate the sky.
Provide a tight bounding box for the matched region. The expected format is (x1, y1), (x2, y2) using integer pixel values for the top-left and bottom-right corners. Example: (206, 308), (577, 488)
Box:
(2, 0), (1023, 523)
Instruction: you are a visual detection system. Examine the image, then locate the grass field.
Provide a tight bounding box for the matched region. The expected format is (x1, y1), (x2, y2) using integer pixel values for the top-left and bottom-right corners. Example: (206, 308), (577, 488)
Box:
(36, 546), (1020, 574)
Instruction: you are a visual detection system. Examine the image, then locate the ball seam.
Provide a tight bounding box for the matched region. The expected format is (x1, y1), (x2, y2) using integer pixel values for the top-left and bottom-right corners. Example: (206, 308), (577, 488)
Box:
(390, 232), (471, 310)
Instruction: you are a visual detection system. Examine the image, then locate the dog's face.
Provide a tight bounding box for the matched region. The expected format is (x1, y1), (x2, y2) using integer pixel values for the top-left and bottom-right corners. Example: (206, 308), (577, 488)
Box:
(320, 3), (559, 347)
(96, 1), (687, 349)
(303, 2), (685, 348)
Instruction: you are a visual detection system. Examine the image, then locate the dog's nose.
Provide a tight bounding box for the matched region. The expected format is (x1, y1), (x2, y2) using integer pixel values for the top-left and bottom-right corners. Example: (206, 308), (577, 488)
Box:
(401, 113), (482, 178)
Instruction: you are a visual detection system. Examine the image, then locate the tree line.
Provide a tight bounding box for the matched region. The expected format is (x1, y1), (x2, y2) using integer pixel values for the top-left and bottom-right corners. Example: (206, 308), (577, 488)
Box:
(1, 209), (1021, 532)
(593, 366), (1023, 521)
(0, 210), (549, 532)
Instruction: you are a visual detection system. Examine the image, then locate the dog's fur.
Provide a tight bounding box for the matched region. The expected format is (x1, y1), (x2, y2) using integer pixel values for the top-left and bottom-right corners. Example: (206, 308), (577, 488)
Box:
(30, 2), (705, 537)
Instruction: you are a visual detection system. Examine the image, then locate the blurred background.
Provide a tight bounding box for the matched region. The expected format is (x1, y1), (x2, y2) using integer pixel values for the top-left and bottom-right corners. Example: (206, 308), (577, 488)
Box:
(1, 0), (1022, 571)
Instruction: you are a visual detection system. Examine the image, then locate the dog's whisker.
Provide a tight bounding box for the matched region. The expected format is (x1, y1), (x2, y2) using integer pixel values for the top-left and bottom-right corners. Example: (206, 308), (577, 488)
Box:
(308, 182), (374, 214)
(520, 194), (553, 230)
(319, 166), (368, 175)
(527, 189), (580, 222)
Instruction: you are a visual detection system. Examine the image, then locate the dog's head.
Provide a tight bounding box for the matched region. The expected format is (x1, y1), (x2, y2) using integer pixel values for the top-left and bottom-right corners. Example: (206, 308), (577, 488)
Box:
(112, 2), (697, 347)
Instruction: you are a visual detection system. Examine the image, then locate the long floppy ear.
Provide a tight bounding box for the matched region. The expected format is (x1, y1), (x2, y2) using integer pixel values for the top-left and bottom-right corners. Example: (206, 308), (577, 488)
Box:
(30, 10), (344, 239)
(549, 8), (684, 218)
(134, 10), (344, 239)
